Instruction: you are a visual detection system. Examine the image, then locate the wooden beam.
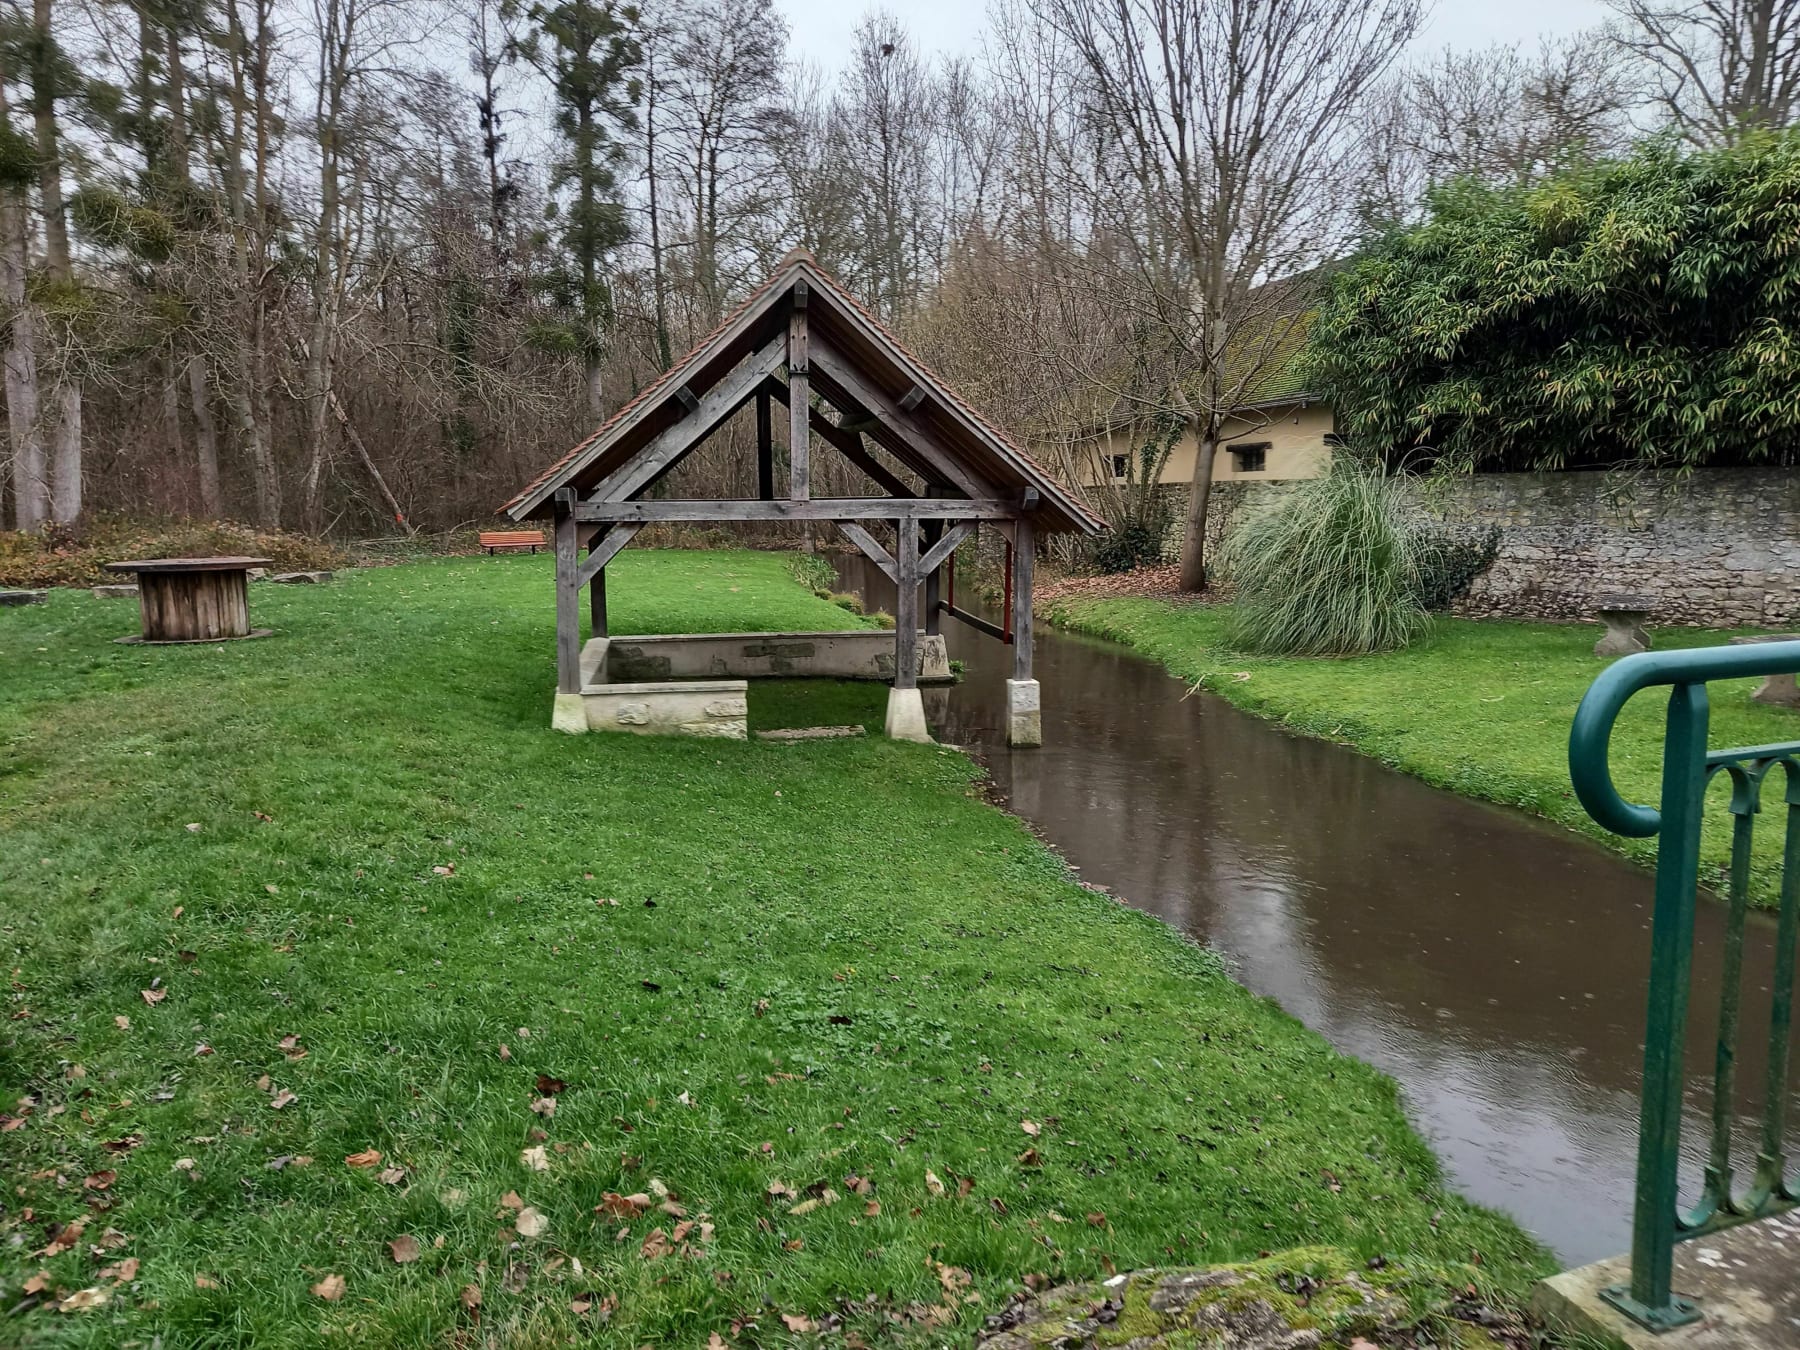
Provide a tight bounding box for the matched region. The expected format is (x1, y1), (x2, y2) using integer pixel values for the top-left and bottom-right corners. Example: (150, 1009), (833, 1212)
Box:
(762, 377), (913, 497)
(573, 497), (1016, 523)
(788, 306), (810, 501)
(756, 388), (773, 500)
(590, 565), (607, 637)
(553, 490), (580, 694)
(922, 521), (942, 637)
(894, 518), (919, 691)
(675, 385), (699, 415)
(1012, 515), (1034, 682)
(808, 342), (996, 500)
(898, 384), (925, 412)
(835, 522), (898, 584)
(575, 520), (642, 588)
(918, 521), (974, 578)
(587, 336), (786, 504)
(938, 601), (1009, 643)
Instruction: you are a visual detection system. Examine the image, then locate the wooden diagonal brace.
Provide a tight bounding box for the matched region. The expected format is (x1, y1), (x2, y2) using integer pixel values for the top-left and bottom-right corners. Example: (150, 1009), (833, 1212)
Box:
(835, 521), (898, 584)
(918, 521), (974, 577)
(575, 521), (642, 588)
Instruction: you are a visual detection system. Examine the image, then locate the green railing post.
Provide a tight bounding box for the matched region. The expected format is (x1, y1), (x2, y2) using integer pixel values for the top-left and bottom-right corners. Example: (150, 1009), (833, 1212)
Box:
(1569, 640), (1800, 1333)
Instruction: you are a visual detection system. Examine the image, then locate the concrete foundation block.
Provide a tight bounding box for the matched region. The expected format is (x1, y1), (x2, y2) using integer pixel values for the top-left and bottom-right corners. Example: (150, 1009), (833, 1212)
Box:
(551, 691), (589, 735)
(1006, 679), (1043, 748)
(91, 584), (139, 599)
(0, 589), (47, 607)
(270, 570), (333, 584)
(884, 686), (931, 743)
(1533, 1211), (1800, 1349)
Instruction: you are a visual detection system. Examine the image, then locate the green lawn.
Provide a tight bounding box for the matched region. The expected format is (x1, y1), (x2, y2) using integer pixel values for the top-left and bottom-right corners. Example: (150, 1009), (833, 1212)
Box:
(1, 552), (1545, 1347)
(1046, 594), (1797, 907)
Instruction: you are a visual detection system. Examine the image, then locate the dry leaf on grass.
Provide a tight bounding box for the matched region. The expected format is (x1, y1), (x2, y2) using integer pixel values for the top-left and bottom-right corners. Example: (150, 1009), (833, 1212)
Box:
(140, 988), (166, 1006)
(596, 1191), (649, 1219)
(82, 1170), (115, 1191)
(529, 1096), (556, 1118)
(311, 1273), (346, 1301)
(100, 1257), (139, 1282)
(520, 1145), (549, 1172)
(459, 1283), (482, 1311)
(378, 1166), (407, 1185)
(387, 1235), (420, 1264)
(514, 1207), (548, 1239)
(194, 1273), (220, 1289)
(57, 1287), (109, 1312)
(345, 1149), (382, 1167)
(1020, 1119), (1040, 1137)
(924, 1170), (945, 1196)
(781, 1312), (816, 1332)
(269, 1089), (297, 1110)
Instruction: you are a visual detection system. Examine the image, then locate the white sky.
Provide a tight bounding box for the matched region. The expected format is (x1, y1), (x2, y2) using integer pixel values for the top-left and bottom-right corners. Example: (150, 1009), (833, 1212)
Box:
(777, 0), (1617, 70)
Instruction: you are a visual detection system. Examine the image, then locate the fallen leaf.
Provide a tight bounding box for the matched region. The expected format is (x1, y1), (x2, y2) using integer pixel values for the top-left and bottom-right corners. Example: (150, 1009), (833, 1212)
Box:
(1020, 1119), (1040, 1137)
(924, 1169), (945, 1197)
(256, 1075), (272, 1092)
(93, 1226), (130, 1250)
(781, 1312), (816, 1332)
(23, 1270), (51, 1294)
(639, 1227), (669, 1260)
(345, 1149), (382, 1168)
(113, 1016), (130, 1030)
(864, 1199), (881, 1217)
(102, 1135), (142, 1154)
(269, 1089), (297, 1110)
(497, 1043), (511, 1062)
(534, 1074), (566, 1096)
(1086, 1211), (1107, 1227)
(597, 1191), (649, 1219)
(101, 1256), (139, 1283)
(1018, 1148), (1042, 1167)
(82, 1170), (116, 1191)
(459, 1283), (482, 1311)
(529, 1096), (556, 1118)
(194, 1273), (220, 1289)
(387, 1235), (420, 1264)
(521, 1145), (549, 1172)
(45, 1220), (86, 1254)
(57, 1286), (109, 1312)
(311, 1273), (346, 1301)
(173, 1158), (195, 1172)
(377, 1167), (407, 1186)
(497, 1190), (524, 1213)
(185, 823), (202, 833)
(514, 1207), (548, 1239)
(140, 988), (166, 1006)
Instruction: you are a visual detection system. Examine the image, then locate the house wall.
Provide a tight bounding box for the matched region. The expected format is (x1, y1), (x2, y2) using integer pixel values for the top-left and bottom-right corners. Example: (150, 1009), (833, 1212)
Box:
(1079, 401), (1335, 488)
(1191, 466), (1800, 628)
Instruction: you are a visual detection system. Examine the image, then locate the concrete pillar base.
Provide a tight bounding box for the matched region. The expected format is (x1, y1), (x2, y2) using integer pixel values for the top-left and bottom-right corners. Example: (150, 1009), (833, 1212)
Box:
(1006, 679), (1042, 747)
(884, 686), (931, 743)
(551, 691), (589, 734)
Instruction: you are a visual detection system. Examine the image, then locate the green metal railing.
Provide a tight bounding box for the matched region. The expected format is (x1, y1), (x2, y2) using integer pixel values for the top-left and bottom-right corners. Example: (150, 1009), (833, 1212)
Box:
(1569, 641), (1800, 1332)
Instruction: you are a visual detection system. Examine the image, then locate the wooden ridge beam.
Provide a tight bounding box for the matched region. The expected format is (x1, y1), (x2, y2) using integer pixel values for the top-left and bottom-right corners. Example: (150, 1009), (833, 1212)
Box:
(573, 497), (1017, 523)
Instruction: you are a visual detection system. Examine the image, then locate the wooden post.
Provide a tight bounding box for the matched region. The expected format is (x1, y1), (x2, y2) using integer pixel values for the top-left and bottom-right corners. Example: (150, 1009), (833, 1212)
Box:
(922, 519), (942, 636)
(590, 564), (608, 638)
(1011, 515), (1033, 683)
(756, 388), (774, 500)
(787, 290), (809, 501)
(894, 519), (919, 689)
(554, 489), (580, 694)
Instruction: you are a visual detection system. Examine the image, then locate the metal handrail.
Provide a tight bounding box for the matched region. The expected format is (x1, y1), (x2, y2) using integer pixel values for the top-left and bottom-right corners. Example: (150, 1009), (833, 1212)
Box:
(1568, 641), (1800, 1332)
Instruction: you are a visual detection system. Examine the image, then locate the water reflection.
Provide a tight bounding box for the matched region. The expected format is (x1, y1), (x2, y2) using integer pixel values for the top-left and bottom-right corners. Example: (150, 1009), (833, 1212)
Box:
(836, 553), (1795, 1265)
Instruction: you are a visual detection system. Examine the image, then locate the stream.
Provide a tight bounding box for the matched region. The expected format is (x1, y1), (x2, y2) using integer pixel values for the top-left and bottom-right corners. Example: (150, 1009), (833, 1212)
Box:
(832, 553), (1796, 1267)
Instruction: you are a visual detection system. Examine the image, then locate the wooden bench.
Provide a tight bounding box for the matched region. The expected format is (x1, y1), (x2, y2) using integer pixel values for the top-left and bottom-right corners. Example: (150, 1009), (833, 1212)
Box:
(479, 529), (546, 555)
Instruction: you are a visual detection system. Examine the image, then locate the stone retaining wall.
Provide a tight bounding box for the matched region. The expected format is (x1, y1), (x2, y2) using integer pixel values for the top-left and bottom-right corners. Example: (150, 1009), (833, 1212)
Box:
(1169, 467), (1800, 627)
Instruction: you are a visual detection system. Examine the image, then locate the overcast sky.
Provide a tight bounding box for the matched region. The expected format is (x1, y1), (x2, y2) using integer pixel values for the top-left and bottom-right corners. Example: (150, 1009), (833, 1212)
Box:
(776, 0), (1617, 70)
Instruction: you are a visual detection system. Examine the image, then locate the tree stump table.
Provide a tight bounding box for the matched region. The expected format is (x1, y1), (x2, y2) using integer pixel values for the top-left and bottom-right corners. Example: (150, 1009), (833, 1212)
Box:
(1593, 592), (1654, 658)
(105, 557), (274, 644)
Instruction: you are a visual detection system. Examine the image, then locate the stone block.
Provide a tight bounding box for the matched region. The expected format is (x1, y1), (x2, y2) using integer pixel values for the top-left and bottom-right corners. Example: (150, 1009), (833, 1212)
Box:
(0, 589), (47, 607)
(270, 571), (333, 584)
(551, 691), (588, 735)
(579, 679), (748, 740)
(1006, 678), (1043, 747)
(91, 584), (138, 599)
(755, 725), (868, 741)
(601, 630), (952, 683)
(1533, 1211), (1800, 1349)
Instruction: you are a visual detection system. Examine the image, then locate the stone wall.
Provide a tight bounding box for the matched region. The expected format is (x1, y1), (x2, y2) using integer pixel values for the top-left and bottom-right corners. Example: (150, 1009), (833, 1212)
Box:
(1169, 467), (1800, 628)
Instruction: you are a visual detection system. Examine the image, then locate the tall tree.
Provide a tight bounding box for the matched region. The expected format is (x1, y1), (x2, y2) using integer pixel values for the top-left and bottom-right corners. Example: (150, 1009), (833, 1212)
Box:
(523, 0), (640, 416)
(0, 71), (43, 530)
(1613, 0), (1800, 143)
(1028, 0), (1422, 591)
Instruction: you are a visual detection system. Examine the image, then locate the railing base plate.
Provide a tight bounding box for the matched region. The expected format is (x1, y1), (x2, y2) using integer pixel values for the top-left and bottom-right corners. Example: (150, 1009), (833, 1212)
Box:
(1598, 1285), (1702, 1333)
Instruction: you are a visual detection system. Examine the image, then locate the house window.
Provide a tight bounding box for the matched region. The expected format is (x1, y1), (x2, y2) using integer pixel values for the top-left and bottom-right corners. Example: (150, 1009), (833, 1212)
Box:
(1108, 453), (1129, 480)
(1229, 442), (1269, 474)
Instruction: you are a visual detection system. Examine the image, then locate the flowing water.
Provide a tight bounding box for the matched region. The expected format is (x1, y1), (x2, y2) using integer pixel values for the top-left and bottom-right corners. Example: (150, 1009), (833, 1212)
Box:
(832, 553), (1796, 1266)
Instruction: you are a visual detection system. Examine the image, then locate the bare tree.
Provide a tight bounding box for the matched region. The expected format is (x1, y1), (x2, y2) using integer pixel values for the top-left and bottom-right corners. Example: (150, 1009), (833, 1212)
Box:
(1612, 0), (1800, 142)
(1026, 0), (1421, 591)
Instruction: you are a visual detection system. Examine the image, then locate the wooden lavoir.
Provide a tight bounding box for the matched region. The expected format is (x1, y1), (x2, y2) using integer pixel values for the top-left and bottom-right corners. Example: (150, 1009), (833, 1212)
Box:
(105, 556), (272, 643)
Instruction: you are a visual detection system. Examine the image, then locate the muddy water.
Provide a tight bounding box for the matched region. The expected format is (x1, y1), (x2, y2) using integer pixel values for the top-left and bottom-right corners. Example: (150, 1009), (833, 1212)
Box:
(832, 554), (1796, 1266)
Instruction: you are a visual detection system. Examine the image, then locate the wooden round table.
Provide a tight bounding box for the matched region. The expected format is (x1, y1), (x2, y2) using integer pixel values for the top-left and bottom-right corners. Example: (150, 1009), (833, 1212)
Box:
(105, 557), (274, 644)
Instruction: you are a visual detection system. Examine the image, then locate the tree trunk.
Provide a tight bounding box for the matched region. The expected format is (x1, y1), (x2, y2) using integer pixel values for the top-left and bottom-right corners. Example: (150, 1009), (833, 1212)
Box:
(585, 360), (605, 419)
(1, 180), (46, 532)
(1177, 423), (1220, 593)
(47, 378), (81, 523)
(33, 0), (80, 524)
(189, 356), (221, 515)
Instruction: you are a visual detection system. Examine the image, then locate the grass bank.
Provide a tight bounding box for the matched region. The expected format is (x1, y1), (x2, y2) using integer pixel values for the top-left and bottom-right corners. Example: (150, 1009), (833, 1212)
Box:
(1, 552), (1546, 1347)
(1044, 594), (1792, 907)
